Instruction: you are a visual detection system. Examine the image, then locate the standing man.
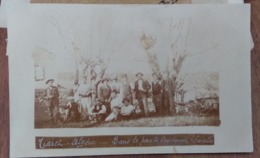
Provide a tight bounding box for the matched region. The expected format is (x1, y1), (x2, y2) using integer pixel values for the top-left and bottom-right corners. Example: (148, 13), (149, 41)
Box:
(161, 71), (176, 116)
(134, 72), (151, 117)
(45, 79), (60, 123)
(152, 73), (162, 116)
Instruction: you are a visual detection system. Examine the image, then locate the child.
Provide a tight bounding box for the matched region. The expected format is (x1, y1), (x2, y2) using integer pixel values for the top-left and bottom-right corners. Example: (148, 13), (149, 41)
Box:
(64, 96), (80, 122)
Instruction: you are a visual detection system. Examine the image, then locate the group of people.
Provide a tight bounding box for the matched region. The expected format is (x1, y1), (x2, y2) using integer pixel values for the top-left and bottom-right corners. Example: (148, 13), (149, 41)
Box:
(44, 71), (176, 124)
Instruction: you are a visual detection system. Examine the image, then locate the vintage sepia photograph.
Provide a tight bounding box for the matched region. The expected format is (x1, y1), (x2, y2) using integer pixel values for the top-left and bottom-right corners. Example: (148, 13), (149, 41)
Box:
(7, 4), (253, 157)
(33, 16), (220, 128)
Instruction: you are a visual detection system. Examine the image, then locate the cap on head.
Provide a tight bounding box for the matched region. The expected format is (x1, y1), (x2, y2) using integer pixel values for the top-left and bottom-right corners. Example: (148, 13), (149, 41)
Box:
(121, 73), (128, 78)
(45, 79), (54, 84)
(135, 72), (144, 77)
(152, 72), (159, 77)
(122, 98), (130, 103)
(101, 78), (109, 83)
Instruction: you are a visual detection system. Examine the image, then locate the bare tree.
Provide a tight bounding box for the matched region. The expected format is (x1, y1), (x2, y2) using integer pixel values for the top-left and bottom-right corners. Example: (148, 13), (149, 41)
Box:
(48, 17), (130, 83)
(140, 18), (191, 114)
(140, 33), (161, 75)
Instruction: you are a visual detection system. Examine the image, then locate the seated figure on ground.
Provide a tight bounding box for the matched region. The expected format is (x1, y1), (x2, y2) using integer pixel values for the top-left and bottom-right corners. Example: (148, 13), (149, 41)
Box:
(89, 98), (107, 122)
(105, 91), (123, 122)
(64, 96), (81, 122)
(120, 98), (136, 120)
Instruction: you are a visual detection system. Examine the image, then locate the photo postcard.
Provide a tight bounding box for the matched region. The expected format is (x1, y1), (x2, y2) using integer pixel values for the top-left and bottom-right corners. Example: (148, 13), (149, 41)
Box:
(7, 4), (253, 157)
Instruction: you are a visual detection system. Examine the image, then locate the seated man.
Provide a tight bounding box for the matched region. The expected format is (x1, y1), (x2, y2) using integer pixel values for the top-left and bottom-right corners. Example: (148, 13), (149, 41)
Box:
(120, 98), (136, 120)
(89, 98), (107, 122)
(105, 91), (123, 122)
(64, 96), (80, 123)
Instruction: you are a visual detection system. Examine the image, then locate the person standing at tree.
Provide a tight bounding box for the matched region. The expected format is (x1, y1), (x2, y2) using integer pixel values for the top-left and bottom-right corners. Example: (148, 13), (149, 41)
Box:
(45, 79), (60, 123)
(78, 77), (92, 120)
(120, 74), (133, 104)
(110, 75), (121, 94)
(98, 78), (112, 114)
(72, 80), (80, 103)
(152, 73), (162, 116)
(161, 71), (176, 116)
(134, 72), (151, 117)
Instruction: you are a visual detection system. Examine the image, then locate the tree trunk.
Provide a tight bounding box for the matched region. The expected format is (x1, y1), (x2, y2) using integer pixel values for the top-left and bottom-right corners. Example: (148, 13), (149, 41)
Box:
(170, 79), (176, 115)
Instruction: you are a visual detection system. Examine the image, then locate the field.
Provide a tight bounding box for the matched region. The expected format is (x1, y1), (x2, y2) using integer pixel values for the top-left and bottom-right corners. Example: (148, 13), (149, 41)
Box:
(35, 105), (220, 128)
(35, 99), (220, 128)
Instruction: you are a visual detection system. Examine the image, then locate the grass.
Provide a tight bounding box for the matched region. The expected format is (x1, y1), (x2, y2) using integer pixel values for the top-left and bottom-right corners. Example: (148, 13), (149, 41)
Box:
(35, 89), (220, 128)
(35, 102), (220, 128)
(97, 115), (220, 127)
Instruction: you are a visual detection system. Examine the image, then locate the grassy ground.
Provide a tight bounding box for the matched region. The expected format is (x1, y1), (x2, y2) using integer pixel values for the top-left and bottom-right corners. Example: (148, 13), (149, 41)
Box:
(35, 88), (220, 128)
(98, 115), (220, 127)
(35, 102), (220, 128)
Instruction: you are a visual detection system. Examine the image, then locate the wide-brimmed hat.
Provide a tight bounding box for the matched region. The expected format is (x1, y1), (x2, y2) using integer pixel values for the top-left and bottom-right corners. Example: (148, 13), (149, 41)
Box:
(122, 98), (130, 103)
(121, 73), (128, 78)
(45, 79), (54, 84)
(152, 72), (159, 76)
(135, 72), (144, 77)
(101, 78), (109, 83)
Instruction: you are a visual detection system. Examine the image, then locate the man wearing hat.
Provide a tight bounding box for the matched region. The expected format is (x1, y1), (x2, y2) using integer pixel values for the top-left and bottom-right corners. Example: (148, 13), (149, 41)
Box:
(134, 72), (151, 117)
(45, 79), (60, 123)
(64, 96), (80, 122)
(120, 98), (135, 120)
(161, 70), (176, 115)
(152, 72), (163, 116)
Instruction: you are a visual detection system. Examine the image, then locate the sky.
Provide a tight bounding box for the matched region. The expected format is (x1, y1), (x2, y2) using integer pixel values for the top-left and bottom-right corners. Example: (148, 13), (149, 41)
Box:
(28, 5), (225, 77)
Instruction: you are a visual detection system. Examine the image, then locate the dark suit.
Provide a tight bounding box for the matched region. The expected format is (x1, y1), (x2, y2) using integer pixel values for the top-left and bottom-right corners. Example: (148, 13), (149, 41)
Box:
(152, 81), (162, 115)
(161, 78), (176, 115)
(46, 86), (60, 121)
(134, 79), (151, 116)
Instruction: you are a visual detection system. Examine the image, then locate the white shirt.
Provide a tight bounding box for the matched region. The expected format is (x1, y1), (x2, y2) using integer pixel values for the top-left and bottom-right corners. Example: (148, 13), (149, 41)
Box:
(121, 104), (135, 116)
(138, 80), (145, 91)
(78, 83), (91, 96)
(110, 96), (122, 109)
